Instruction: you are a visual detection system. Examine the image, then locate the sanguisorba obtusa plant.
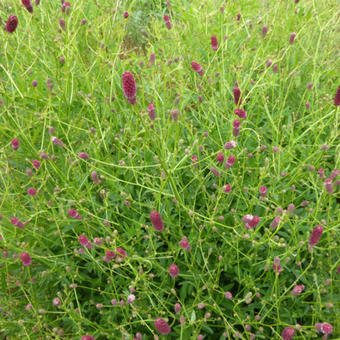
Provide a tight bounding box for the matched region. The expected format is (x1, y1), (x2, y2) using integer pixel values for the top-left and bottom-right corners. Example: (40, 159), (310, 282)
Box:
(0, 0), (338, 339)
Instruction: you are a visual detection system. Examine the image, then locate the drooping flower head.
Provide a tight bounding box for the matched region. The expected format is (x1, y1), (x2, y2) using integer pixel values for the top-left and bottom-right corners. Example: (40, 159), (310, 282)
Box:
(155, 318), (171, 335)
(150, 210), (164, 231)
(289, 32), (296, 44)
(191, 62), (204, 76)
(122, 71), (137, 104)
(5, 15), (18, 33)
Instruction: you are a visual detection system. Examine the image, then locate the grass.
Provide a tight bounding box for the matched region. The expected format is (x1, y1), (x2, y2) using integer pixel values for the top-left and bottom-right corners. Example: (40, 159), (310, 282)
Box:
(0, 0), (339, 339)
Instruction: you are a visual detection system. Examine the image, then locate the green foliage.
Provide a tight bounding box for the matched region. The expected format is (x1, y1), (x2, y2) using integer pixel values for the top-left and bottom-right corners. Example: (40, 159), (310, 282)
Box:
(0, 0), (339, 339)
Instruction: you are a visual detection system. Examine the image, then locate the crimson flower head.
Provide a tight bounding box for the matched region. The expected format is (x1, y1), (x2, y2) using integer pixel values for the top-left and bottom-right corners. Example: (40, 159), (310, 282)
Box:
(68, 209), (81, 220)
(281, 326), (295, 340)
(191, 62), (204, 76)
(81, 336), (95, 340)
(78, 235), (91, 247)
(149, 53), (155, 65)
(124, 11), (129, 18)
(234, 108), (247, 118)
(122, 71), (136, 104)
(270, 216), (280, 229)
(320, 323), (333, 335)
(32, 160), (41, 169)
(61, 2), (71, 13)
(116, 247), (127, 259)
(334, 85), (340, 106)
(179, 236), (190, 251)
(309, 225), (323, 246)
(5, 15), (18, 33)
(22, 0), (33, 13)
(11, 217), (24, 229)
(259, 186), (267, 196)
(289, 32), (296, 44)
(291, 285), (305, 296)
(225, 155), (236, 169)
(315, 323), (333, 335)
(224, 141), (237, 149)
(155, 318), (171, 335)
(216, 152), (224, 163)
(210, 167), (220, 178)
(243, 214), (260, 229)
(147, 102), (155, 120)
(20, 252), (32, 266)
(78, 152), (89, 160)
(11, 138), (19, 150)
(150, 210), (164, 231)
(59, 18), (66, 30)
(233, 86), (242, 105)
(164, 15), (171, 29)
(27, 187), (36, 196)
(224, 184), (232, 193)
(233, 119), (241, 137)
(211, 35), (218, 51)
(273, 256), (282, 274)
(262, 25), (268, 37)
(169, 264), (179, 278)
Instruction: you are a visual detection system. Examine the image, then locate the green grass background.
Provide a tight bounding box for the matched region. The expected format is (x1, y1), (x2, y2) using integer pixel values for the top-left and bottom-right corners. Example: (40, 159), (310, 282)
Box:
(0, 0), (339, 339)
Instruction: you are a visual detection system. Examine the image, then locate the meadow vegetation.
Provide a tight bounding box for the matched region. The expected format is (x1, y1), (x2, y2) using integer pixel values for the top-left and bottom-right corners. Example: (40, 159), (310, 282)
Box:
(0, 0), (339, 339)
